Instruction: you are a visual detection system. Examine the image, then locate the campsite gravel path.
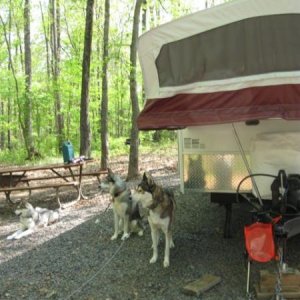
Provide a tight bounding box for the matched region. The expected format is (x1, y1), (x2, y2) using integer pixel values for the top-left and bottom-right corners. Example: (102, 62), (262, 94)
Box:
(0, 155), (300, 300)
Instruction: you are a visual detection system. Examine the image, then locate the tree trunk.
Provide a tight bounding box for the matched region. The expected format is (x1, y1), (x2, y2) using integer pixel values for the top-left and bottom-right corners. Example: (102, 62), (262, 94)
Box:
(127, 0), (143, 180)
(142, 0), (147, 32)
(40, 1), (51, 79)
(15, 23), (24, 73)
(50, 0), (64, 151)
(0, 13), (22, 150)
(7, 5), (12, 150)
(0, 102), (4, 149)
(24, 0), (37, 159)
(62, 3), (78, 56)
(80, 0), (94, 157)
(100, 0), (110, 170)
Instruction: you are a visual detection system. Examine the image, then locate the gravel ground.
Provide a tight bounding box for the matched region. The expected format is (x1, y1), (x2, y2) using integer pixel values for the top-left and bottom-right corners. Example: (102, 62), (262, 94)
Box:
(1, 156), (300, 300)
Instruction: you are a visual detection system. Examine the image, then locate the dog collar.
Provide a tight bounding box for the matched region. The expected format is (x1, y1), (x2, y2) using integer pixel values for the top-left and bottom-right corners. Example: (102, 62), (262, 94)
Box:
(113, 188), (127, 198)
(112, 188), (129, 202)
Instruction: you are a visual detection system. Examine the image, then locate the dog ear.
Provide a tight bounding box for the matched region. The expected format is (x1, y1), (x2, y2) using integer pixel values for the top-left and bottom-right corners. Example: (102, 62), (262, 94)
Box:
(144, 172), (154, 186)
(143, 172), (148, 181)
(25, 202), (34, 211)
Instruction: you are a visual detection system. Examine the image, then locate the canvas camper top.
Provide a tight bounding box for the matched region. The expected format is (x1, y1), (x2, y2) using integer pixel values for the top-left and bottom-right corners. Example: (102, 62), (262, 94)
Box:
(137, 0), (300, 130)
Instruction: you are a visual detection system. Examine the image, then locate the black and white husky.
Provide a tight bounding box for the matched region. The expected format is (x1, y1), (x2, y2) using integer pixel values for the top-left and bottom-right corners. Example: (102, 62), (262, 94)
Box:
(100, 169), (144, 240)
(135, 172), (175, 268)
(7, 201), (61, 240)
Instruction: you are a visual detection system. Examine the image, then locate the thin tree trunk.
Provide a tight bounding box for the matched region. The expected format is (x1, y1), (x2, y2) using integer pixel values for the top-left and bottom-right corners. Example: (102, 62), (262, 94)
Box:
(117, 91), (120, 137)
(7, 3), (12, 150)
(80, 0), (95, 157)
(24, 0), (36, 159)
(50, 0), (64, 151)
(96, 6), (101, 144)
(127, 0), (143, 180)
(67, 90), (72, 139)
(0, 102), (4, 149)
(62, 3), (78, 56)
(100, 0), (110, 170)
(15, 23), (24, 73)
(142, 0), (147, 31)
(141, 1), (146, 103)
(40, 1), (51, 79)
(55, 0), (64, 148)
(0, 14), (23, 146)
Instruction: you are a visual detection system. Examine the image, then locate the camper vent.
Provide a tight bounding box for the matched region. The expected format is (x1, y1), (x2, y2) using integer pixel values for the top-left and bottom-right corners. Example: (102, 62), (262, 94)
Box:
(184, 138), (203, 149)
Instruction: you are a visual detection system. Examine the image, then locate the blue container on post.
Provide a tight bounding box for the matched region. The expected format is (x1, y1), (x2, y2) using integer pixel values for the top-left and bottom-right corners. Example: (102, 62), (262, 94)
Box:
(62, 141), (74, 163)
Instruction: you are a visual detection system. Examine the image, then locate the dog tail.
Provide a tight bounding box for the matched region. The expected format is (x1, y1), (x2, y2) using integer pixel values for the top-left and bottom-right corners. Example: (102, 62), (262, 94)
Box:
(164, 188), (176, 205)
(166, 188), (176, 215)
(164, 188), (174, 197)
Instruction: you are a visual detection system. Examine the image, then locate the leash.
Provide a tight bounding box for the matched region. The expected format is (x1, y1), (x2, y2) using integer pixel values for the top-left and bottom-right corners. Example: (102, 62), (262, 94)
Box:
(62, 240), (125, 300)
(62, 197), (118, 300)
(103, 201), (111, 213)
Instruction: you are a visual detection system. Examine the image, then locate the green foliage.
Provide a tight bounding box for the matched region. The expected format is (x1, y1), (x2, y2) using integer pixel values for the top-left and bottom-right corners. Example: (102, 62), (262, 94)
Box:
(0, 149), (27, 165)
(140, 130), (177, 146)
(107, 137), (130, 156)
(0, 0), (226, 164)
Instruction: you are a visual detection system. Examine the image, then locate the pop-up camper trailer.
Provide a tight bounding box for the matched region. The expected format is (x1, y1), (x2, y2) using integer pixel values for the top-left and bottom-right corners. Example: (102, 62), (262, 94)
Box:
(137, 0), (300, 237)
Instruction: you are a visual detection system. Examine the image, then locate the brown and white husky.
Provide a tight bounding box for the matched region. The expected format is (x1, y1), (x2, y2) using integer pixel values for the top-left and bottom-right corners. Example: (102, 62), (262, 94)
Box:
(135, 172), (175, 268)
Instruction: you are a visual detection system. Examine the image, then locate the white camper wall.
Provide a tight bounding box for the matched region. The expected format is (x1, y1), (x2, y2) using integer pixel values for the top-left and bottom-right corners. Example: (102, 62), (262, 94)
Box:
(179, 123), (249, 193)
(138, 0), (300, 101)
(179, 119), (300, 197)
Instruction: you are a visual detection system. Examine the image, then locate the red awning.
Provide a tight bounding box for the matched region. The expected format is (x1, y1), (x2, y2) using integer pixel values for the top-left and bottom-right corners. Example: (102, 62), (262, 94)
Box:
(137, 84), (300, 130)
(137, 1), (300, 130)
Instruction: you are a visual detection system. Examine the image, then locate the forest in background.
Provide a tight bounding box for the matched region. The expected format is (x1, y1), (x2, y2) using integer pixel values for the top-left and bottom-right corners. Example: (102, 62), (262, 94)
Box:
(0, 0), (225, 168)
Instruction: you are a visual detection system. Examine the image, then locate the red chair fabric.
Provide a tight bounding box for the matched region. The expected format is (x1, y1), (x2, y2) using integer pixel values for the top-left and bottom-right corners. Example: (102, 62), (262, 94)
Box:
(244, 222), (276, 263)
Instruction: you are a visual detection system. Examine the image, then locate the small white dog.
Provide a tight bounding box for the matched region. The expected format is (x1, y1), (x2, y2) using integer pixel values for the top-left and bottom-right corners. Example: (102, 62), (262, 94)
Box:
(135, 172), (176, 268)
(7, 202), (61, 240)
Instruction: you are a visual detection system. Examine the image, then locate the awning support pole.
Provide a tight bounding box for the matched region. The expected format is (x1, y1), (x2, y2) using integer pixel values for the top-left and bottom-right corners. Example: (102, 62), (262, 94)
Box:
(232, 123), (263, 207)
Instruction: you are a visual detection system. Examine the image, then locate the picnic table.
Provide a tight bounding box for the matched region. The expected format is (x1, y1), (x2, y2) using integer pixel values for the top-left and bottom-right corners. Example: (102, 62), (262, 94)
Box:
(0, 161), (108, 204)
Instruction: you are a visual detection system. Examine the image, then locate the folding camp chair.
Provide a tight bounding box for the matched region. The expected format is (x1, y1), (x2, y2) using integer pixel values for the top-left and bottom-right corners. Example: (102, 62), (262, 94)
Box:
(244, 211), (300, 299)
(244, 215), (287, 299)
(244, 222), (276, 295)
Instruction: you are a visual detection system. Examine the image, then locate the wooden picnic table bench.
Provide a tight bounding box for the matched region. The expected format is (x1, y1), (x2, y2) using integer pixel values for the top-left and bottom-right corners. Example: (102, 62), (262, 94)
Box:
(0, 162), (108, 204)
(0, 182), (80, 204)
(0, 174), (27, 188)
(18, 169), (108, 184)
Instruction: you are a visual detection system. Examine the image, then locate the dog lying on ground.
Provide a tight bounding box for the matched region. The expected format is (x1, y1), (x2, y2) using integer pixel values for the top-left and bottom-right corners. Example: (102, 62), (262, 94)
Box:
(135, 172), (175, 268)
(99, 169), (144, 240)
(7, 201), (61, 240)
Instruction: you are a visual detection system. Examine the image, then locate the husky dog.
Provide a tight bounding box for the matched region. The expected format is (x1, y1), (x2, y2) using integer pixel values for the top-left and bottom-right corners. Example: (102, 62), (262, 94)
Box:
(7, 201), (61, 240)
(135, 172), (175, 268)
(100, 169), (144, 241)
